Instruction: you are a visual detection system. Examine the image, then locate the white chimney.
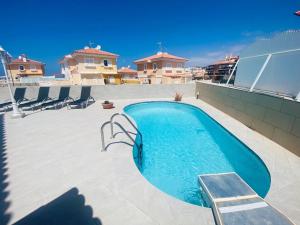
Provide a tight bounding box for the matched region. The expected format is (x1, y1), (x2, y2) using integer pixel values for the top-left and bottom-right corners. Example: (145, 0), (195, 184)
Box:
(157, 51), (162, 55)
(95, 45), (101, 50)
(84, 46), (89, 49)
(127, 65), (130, 68)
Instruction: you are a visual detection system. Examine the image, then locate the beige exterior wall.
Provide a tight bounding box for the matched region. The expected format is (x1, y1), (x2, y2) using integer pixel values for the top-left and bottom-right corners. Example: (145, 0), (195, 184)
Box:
(136, 60), (186, 84)
(7, 64), (44, 81)
(195, 82), (300, 156)
(75, 55), (117, 75)
(161, 76), (183, 84)
(61, 54), (118, 85)
(123, 79), (140, 84)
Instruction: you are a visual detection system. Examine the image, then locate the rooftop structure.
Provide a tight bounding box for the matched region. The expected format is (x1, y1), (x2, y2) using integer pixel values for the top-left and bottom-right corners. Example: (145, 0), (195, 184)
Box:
(60, 45), (119, 85)
(134, 52), (191, 84)
(6, 54), (45, 82)
(134, 52), (188, 63)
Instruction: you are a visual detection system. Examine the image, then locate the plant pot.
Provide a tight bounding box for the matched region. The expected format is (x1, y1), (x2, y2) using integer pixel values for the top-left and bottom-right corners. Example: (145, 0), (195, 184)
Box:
(102, 103), (114, 109)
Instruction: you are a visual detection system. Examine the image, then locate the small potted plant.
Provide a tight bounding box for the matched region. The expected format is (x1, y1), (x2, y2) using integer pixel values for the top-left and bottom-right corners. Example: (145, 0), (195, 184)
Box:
(102, 100), (114, 109)
(174, 92), (183, 102)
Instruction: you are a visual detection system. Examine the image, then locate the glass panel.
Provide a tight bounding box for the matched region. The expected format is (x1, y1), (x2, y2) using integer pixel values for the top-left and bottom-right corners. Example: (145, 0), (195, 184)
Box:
(240, 31), (300, 58)
(234, 31), (300, 97)
(254, 50), (300, 97)
(234, 55), (267, 88)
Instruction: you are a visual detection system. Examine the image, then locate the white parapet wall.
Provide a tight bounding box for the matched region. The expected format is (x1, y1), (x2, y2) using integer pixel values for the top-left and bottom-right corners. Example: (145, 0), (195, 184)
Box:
(195, 81), (300, 156)
(0, 83), (195, 102)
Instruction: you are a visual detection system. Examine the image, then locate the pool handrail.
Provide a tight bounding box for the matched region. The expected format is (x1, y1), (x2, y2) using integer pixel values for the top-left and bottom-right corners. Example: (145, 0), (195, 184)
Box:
(110, 113), (143, 144)
(100, 121), (111, 151)
(101, 113), (143, 162)
(100, 120), (143, 166)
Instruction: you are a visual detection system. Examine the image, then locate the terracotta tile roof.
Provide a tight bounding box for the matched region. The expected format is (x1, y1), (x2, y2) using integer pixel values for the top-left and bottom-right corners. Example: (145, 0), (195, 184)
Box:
(9, 58), (44, 65)
(134, 52), (188, 63)
(74, 48), (118, 57)
(118, 67), (137, 75)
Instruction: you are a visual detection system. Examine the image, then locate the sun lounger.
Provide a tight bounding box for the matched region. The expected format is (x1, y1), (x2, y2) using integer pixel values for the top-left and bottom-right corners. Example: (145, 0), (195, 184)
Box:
(0, 88), (28, 112)
(20, 87), (51, 111)
(41, 87), (72, 110)
(198, 172), (294, 225)
(68, 86), (95, 109)
(0, 101), (11, 112)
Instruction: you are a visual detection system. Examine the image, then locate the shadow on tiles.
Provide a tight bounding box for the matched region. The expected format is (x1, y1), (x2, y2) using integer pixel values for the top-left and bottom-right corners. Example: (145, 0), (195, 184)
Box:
(14, 188), (102, 225)
(0, 114), (12, 225)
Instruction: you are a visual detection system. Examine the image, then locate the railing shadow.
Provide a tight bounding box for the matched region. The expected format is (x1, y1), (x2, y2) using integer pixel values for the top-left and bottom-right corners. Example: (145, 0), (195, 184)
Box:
(14, 188), (102, 225)
(0, 113), (12, 225)
(105, 140), (133, 151)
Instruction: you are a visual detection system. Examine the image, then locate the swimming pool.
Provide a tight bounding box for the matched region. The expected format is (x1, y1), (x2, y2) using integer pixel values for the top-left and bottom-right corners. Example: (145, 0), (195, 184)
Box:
(124, 101), (271, 206)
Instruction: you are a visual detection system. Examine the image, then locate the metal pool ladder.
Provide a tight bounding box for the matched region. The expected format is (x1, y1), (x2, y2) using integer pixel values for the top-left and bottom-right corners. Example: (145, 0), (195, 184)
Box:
(100, 113), (143, 165)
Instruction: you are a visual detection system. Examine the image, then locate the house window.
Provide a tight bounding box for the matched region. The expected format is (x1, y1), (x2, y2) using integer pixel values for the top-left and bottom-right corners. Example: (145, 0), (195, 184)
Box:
(144, 63), (147, 70)
(19, 65), (25, 71)
(153, 63), (157, 70)
(165, 63), (172, 68)
(103, 59), (111, 67)
(177, 63), (183, 68)
(30, 64), (37, 71)
(84, 57), (94, 65)
(103, 59), (108, 67)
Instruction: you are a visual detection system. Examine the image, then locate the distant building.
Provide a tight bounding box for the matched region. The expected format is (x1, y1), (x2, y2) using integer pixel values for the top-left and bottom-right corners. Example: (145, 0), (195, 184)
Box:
(117, 67), (139, 84)
(7, 54), (45, 82)
(60, 46), (119, 85)
(205, 56), (239, 83)
(134, 52), (190, 84)
(190, 67), (206, 80)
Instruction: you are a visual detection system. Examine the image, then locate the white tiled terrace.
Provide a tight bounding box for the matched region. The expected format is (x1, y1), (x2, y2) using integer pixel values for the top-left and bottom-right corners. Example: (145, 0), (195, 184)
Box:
(1, 97), (300, 225)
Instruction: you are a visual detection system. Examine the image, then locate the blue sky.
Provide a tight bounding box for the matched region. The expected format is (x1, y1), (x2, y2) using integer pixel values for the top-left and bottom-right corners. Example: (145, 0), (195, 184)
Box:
(0, 0), (299, 75)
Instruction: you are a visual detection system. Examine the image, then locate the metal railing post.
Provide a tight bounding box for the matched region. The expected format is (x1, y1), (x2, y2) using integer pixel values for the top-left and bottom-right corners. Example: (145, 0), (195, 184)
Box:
(296, 91), (300, 102)
(226, 59), (239, 85)
(101, 113), (143, 166)
(0, 46), (25, 118)
(249, 54), (272, 92)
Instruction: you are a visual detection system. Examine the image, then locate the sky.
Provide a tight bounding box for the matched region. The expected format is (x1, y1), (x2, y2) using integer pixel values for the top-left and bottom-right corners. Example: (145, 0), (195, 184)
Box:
(0, 0), (299, 75)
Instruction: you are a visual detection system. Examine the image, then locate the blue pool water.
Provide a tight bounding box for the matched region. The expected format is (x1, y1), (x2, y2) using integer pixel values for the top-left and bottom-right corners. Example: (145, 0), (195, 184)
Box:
(124, 101), (271, 206)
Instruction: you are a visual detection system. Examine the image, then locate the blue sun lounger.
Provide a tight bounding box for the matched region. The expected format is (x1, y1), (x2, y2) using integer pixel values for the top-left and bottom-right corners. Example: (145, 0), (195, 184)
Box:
(198, 172), (294, 225)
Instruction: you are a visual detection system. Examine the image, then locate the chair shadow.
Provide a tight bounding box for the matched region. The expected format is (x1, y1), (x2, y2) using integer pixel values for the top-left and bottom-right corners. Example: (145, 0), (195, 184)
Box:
(0, 114), (12, 225)
(14, 188), (102, 225)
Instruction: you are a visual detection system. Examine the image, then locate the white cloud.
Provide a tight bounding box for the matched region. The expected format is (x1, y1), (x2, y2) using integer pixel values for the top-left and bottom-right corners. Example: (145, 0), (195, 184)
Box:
(186, 44), (246, 67)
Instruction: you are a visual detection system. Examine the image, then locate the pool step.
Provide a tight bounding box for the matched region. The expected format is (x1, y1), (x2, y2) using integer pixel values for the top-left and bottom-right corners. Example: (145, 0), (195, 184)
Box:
(198, 172), (294, 225)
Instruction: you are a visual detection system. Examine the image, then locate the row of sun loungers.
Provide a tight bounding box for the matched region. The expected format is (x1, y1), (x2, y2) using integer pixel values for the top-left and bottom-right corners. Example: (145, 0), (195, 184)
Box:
(0, 86), (95, 112)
